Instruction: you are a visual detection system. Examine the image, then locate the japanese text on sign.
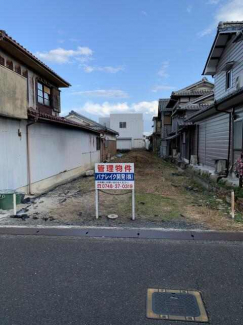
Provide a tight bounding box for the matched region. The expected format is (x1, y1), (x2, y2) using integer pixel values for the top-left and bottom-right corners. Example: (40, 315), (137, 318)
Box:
(95, 163), (134, 190)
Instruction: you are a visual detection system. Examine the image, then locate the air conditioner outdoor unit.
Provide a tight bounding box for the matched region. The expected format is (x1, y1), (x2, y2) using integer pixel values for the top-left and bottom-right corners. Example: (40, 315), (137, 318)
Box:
(235, 74), (243, 90)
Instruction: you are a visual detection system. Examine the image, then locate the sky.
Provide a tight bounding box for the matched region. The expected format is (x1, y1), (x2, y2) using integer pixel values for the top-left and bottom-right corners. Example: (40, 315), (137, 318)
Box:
(2, 0), (243, 132)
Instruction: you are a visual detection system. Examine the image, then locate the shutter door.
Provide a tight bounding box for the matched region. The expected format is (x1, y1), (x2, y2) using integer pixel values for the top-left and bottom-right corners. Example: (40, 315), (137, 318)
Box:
(117, 139), (132, 150)
(205, 114), (229, 168)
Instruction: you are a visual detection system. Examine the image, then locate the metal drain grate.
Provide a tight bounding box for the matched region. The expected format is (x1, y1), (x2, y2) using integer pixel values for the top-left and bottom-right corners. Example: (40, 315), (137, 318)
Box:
(147, 289), (208, 322)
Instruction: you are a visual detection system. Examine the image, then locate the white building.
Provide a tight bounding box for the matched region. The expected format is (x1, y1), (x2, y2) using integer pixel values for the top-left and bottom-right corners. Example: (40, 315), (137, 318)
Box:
(99, 113), (144, 150)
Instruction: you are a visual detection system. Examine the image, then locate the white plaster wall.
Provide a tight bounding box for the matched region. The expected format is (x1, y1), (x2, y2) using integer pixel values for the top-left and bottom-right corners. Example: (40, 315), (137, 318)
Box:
(0, 118), (100, 193)
(109, 114), (144, 148)
(30, 123), (100, 184)
(0, 117), (28, 190)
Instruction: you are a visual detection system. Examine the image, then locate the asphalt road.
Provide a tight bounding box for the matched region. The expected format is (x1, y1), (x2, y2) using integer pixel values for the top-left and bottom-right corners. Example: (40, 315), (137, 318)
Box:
(0, 235), (243, 325)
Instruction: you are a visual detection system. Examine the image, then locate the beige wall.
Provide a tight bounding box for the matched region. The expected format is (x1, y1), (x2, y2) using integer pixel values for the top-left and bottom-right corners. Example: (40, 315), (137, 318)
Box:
(0, 48), (60, 115)
(0, 65), (28, 119)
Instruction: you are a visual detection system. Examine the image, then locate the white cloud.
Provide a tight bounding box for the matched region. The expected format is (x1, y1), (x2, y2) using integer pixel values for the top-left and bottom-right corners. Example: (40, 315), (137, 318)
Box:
(152, 85), (176, 93)
(83, 65), (124, 73)
(216, 0), (243, 21)
(72, 89), (129, 99)
(187, 5), (192, 13)
(141, 10), (148, 16)
(36, 46), (93, 64)
(158, 61), (169, 77)
(199, 0), (243, 37)
(73, 100), (158, 117)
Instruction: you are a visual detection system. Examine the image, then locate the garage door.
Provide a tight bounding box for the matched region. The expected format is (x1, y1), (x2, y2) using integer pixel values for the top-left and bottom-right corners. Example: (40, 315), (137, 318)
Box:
(117, 139), (132, 150)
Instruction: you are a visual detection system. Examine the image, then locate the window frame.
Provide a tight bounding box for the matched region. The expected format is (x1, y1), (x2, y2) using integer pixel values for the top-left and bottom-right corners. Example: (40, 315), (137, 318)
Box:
(6, 60), (13, 70)
(15, 65), (21, 75)
(234, 119), (243, 151)
(37, 82), (51, 107)
(119, 122), (127, 128)
(226, 69), (233, 90)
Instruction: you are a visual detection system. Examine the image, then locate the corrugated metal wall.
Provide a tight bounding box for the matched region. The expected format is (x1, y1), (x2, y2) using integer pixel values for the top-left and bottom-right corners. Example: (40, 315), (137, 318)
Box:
(198, 113), (229, 167)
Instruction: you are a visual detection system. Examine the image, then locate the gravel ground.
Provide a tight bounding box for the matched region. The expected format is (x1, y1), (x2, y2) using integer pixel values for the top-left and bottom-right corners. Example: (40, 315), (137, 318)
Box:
(0, 150), (242, 230)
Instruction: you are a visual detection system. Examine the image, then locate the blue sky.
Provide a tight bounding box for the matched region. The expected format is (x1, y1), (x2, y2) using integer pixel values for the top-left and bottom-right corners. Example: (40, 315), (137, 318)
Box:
(2, 0), (243, 132)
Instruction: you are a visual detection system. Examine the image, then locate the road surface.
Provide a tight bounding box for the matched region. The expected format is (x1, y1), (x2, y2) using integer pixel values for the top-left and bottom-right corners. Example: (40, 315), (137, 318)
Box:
(0, 234), (242, 324)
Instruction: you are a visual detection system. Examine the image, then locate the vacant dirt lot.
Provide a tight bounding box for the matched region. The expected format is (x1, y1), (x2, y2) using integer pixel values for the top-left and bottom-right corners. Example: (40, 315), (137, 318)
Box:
(1, 150), (243, 230)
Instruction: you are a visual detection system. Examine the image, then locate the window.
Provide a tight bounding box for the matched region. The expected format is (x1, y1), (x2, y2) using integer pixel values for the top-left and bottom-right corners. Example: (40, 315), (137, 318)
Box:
(96, 137), (101, 150)
(164, 115), (172, 125)
(0, 56), (4, 66)
(234, 120), (242, 150)
(119, 122), (126, 128)
(15, 65), (21, 75)
(37, 82), (51, 106)
(226, 69), (233, 89)
(22, 70), (28, 78)
(6, 60), (13, 70)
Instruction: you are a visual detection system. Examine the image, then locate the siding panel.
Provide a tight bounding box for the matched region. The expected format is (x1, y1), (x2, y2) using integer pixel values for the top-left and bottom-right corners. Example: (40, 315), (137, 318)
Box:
(198, 113), (229, 168)
(215, 36), (243, 101)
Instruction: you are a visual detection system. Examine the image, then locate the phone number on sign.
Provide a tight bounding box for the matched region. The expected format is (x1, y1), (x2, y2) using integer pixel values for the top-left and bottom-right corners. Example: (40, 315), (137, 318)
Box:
(96, 183), (134, 189)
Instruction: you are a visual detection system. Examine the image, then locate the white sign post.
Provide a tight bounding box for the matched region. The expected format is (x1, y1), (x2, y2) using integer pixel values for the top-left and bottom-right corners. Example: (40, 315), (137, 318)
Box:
(95, 163), (135, 220)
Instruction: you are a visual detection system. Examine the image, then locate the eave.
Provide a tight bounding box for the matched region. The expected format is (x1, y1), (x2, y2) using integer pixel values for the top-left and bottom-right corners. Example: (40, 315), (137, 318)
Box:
(0, 31), (70, 88)
(203, 30), (238, 76)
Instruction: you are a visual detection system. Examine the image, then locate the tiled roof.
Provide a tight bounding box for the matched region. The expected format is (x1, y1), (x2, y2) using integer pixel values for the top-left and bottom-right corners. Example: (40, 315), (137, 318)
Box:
(0, 30), (70, 87)
(177, 104), (212, 111)
(158, 98), (170, 112)
(66, 110), (118, 135)
(28, 109), (101, 134)
(172, 90), (213, 97)
(177, 120), (193, 127)
(218, 21), (243, 32)
(190, 91), (214, 104)
(187, 86), (243, 121)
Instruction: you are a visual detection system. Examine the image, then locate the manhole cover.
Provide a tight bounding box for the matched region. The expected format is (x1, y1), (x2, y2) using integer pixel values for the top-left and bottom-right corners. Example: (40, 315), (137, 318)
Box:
(147, 289), (208, 322)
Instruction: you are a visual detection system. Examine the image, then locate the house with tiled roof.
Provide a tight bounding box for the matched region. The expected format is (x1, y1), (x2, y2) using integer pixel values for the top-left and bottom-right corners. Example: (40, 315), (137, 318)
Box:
(0, 31), (103, 194)
(187, 21), (243, 182)
(66, 111), (119, 161)
(158, 78), (214, 159)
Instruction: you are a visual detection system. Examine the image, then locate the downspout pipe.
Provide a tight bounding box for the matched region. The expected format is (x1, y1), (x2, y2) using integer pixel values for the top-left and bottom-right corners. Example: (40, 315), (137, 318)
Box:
(215, 105), (232, 177)
(26, 115), (38, 195)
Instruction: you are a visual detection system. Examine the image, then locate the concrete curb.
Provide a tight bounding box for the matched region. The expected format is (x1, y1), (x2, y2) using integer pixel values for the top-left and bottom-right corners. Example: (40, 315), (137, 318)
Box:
(0, 225), (243, 242)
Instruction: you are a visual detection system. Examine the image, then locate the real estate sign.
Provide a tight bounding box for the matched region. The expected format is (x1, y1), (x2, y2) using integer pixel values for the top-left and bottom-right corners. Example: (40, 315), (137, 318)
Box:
(94, 163), (135, 220)
(95, 163), (134, 190)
